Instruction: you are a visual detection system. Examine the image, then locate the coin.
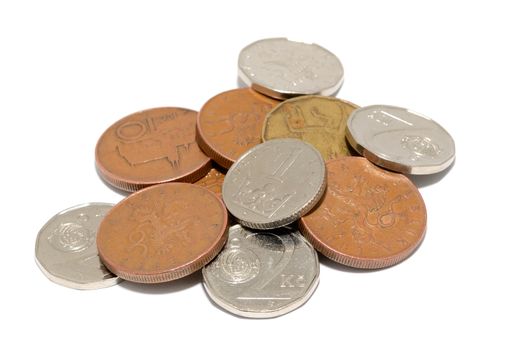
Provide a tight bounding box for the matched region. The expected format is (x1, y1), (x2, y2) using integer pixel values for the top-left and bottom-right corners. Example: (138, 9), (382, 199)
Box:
(196, 88), (279, 169)
(203, 224), (319, 318)
(299, 157), (427, 269)
(262, 95), (359, 160)
(346, 105), (456, 175)
(96, 107), (211, 192)
(97, 183), (228, 283)
(238, 37), (344, 99)
(194, 163), (226, 196)
(222, 139), (326, 229)
(35, 203), (121, 290)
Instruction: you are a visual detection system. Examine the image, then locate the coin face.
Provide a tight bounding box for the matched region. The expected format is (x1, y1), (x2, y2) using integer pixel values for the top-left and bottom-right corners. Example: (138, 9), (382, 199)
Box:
(238, 37), (344, 99)
(35, 203), (121, 290)
(222, 139), (326, 229)
(262, 96), (359, 160)
(96, 183), (228, 283)
(299, 157), (427, 269)
(346, 105), (456, 174)
(196, 88), (279, 169)
(96, 107), (211, 192)
(194, 164), (226, 196)
(203, 225), (319, 318)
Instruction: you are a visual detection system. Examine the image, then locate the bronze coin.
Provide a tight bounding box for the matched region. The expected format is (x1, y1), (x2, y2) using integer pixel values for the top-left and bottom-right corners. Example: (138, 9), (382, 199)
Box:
(194, 163), (226, 196)
(299, 157), (426, 269)
(196, 88), (279, 169)
(96, 107), (211, 192)
(96, 183), (228, 283)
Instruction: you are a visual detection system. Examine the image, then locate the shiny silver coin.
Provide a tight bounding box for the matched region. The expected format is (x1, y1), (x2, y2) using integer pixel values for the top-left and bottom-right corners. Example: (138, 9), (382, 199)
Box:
(346, 105), (456, 175)
(203, 224), (319, 318)
(238, 37), (344, 100)
(35, 203), (121, 290)
(222, 139), (326, 229)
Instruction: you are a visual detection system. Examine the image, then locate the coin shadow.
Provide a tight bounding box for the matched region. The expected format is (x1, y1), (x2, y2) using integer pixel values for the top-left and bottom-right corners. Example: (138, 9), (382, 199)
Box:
(406, 159), (456, 188)
(236, 77), (248, 89)
(119, 270), (202, 295)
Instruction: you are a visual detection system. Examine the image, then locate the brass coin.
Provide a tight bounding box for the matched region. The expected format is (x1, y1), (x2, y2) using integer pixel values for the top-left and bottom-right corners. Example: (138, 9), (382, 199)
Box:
(262, 96), (359, 161)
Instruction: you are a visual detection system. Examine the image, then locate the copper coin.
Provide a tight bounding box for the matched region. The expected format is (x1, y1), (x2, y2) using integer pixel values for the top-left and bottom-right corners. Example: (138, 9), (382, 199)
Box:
(196, 88), (279, 169)
(194, 163), (226, 196)
(299, 157), (427, 269)
(96, 183), (228, 283)
(96, 107), (211, 192)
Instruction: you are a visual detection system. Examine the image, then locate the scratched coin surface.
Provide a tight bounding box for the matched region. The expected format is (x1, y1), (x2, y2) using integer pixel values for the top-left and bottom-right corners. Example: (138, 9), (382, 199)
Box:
(96, 107), (211, 192)
(222, 139), (326, 229)
(262, 96), (359, 160)
(97, 183), (228, 283)
(203, 224), (319, 318)
(196, 88), (279, 169)
(194, 163), (226, 196)
(35, 203), (121, 290)
(238, 37), (344, 99)
(299, 157), (427, 269)
(346, 105), (455, 174)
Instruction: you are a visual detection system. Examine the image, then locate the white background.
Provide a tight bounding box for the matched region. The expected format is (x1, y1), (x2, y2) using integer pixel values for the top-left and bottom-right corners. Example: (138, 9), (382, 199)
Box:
(1, 1), (518, 349)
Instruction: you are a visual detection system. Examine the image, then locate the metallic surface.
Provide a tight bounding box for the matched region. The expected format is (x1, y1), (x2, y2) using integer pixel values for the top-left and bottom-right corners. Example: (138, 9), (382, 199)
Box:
(35, 203), (121, 290)
(96, 107), (211, 192)
(97, 183), (228, 283)
(238, 37), (344, 99)
(262, 96), (359, 160)
(196, 88), (279, 169)
(299, 157), (427, 269)
(194, 163), (226, 196)
(222, 139), (326, 229)
(203, 225), (319, 318)
(346, 105), (456, 175)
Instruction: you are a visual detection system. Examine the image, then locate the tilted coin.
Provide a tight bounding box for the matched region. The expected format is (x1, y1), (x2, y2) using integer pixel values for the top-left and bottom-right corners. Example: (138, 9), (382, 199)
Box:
(262, 95), (359, 160)
(203, 224), (319, 318)
(346, 105), (455, 175)
(97, 183), (228, 283)
(299, 157), (427, 269)
(222, 139), (326, 229)
(196, 88), (279, 169)
(194, 163), (226, 196)
(238, 37), (344, 99)
(96, 107), (211, 192)
(35, 203), (121, 290)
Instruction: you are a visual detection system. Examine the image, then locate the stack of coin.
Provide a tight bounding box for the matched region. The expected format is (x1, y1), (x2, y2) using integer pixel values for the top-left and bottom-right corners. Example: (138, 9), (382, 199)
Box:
(35, 37), (455, 319)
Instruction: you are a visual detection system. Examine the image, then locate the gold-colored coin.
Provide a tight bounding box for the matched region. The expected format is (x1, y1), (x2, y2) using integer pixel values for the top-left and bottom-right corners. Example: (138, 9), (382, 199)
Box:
(262, 96), (359, 160)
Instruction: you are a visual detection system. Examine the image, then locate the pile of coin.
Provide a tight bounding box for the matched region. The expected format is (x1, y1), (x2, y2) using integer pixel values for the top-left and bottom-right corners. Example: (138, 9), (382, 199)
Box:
(35, 37), (455, 318)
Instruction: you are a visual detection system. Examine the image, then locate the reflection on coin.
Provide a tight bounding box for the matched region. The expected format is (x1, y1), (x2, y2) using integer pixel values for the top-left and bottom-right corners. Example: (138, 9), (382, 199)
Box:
(203, 224), (319, 318)
(194, 163), (226, 196)
(222, 139), (326, 229)
(196, 88), (279, 169)
(262, 96), (359, 160)
(238, 37), (343, 99)
(96, 107), (211, 192)
(299, 157), (427, 269)
(97, 183), (228, 283)
(346, 105), (455, 175)
(35, 203), (121, 290)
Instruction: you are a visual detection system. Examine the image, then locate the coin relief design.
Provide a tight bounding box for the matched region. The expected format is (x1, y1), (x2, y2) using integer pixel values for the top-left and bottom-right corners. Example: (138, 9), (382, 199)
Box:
(263, 96), (359, 160)
(96, 107), (211, 191)
(203, 225), (319, 318)
(299, 157), (427, 269)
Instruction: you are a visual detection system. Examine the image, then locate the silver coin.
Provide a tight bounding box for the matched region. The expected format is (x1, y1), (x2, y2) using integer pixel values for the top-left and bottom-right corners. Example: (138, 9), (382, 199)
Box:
(35, 203), (121, 290)
(222, 138), (326, 229)
(346, 105), (456, 175)
(238, 37), (344, 100)
(203, 224), (319, 318)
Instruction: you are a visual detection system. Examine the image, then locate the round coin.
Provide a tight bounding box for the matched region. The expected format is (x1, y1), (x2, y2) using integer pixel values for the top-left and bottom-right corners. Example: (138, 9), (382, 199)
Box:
(346, 105), (456, 175)
(222, 139), (326, 229)
(96, 107), (211, 192)
(262, 95), (359, 160)
(97, 183), (228, 283)
(203, 224), (319, 318)
(35, 203), (121, 290)
(196, 88), (279, 169)
(238, 37), (344, 99)
(194, 163), (226, 196)
(299, 157), (427, 269)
